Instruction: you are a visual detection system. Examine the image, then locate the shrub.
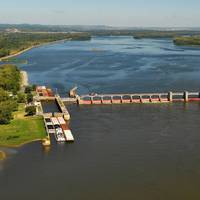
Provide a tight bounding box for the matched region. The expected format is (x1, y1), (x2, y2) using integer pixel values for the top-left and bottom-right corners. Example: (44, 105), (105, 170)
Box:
(0, 88), (9, 102)
(24, 86), (32, 93)
(27, 93), (33, 103)
(0, 102), (13, 124)
(17, 92), (26, 103)
(32, 84), (37, 91)
(25, 106), (36, 116)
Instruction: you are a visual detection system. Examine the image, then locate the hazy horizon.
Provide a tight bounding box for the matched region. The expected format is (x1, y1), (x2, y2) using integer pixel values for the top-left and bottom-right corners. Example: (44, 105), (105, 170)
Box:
(1, 23), (200, 29)
(1, 0), (200, 27)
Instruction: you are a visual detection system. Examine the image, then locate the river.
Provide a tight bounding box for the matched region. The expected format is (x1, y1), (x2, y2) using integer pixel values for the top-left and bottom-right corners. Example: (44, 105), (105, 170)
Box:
(1, 36), (200, 200)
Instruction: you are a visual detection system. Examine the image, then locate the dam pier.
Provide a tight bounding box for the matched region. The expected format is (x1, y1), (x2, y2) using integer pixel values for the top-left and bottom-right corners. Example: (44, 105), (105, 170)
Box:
(77, 91), (200, 105)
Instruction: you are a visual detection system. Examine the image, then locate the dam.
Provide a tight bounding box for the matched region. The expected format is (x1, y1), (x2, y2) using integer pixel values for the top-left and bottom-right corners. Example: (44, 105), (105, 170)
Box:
(75, 91), (200, 105)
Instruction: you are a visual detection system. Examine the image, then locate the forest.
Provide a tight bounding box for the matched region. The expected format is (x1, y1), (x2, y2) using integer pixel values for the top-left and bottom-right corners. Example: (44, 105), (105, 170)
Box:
(132, 30), (200, 39)
(0, 32), (91, 58)
(0, 64), (20, 124)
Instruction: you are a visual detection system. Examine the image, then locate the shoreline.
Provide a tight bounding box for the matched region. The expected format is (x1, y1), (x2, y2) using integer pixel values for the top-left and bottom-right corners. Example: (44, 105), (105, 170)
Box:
(20, 70), (29, 88)
(0, 102), (47, 149)
(0, 138), (43, 148)
(0, 38), (71, 62)
(0, 46), (36, 61)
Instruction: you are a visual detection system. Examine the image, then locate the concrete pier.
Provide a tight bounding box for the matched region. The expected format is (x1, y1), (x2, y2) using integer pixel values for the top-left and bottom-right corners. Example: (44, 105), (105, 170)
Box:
(184, 91), (189, 102)
(69, 86), (78, 98)
(168, 92), (173, 102)
(55, 95), (70, 120)
(35, 87), (71, 120)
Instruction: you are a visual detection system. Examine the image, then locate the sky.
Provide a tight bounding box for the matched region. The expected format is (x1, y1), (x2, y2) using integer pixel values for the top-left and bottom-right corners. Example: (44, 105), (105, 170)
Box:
(0, 0), (200, 27)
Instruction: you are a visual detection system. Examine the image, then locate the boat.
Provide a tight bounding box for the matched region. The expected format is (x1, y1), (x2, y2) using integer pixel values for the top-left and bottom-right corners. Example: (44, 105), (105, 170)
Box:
(57, 117), (74, 142)
(51, 117), (59, 126)
(51, 117), (66, 142)
(57, 116), (66, 125)
(44, 117), (55, 134)
(63, 129), (74, 142)
(55, 127), (66, 142)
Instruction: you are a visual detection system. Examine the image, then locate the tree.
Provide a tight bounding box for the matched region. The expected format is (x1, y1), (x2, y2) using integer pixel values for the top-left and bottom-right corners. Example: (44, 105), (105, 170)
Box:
(0, 109), (12, 124)
(0, 102), (13, 124)
(32, 84), (37, 91)
(24, 86), (32, 94)
(17, 92), (26, 103)
(0, 49), (9, 57)
(25, 106), (36, 116)
(5, 100), (18, 112)
(0, 64), (21, 124)
(27, 93), (33, 103)
(0, 88), (9, 102)
(0, 64), (20, 94)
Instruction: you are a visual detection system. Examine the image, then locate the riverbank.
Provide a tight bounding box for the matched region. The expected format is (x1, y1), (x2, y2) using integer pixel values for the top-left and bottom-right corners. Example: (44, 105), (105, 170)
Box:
(0, 32), (92, 62)
(0, 39), (68, 62)
(0, 104), (46, 147)
(0, 46), (36, 62)
(174, 36), (200, 46)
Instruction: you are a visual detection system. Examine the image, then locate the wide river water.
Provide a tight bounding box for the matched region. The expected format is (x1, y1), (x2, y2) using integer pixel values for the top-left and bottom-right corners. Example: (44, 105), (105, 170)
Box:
(1, 36), (200, 200)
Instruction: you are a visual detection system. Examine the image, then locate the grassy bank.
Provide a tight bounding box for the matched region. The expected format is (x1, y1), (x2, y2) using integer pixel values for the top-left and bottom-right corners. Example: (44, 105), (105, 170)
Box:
(0, 104), (46, 147)
(174, 36), (200, 46)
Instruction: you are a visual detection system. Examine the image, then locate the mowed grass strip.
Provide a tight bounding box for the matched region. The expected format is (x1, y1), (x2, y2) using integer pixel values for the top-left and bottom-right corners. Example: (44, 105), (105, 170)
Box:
(0, 104), (46, 147)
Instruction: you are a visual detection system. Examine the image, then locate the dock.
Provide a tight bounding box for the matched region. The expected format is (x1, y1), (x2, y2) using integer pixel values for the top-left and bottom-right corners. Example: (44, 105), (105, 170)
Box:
(43, 115), (74, 143)
(34, 86), (74, 146)
(55, 95), (70, 120)
(34, 85), (200, 147)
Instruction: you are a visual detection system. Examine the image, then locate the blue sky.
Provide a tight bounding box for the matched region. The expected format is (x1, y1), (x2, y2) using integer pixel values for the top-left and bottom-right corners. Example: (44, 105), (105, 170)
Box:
(0, 0), (200, 27)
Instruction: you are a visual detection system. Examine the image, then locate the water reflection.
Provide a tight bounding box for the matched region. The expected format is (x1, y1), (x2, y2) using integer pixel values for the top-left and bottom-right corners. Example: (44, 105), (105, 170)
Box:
(42, 146), (51, 154)
(0, 147), (18, 173)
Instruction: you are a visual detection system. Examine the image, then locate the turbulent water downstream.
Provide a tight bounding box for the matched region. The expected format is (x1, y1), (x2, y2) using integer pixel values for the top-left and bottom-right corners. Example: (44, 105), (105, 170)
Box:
(1, 36), (200, 200)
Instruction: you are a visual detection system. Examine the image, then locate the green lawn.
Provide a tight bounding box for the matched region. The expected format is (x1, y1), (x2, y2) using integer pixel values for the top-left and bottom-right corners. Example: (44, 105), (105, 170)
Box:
(0, 104), (46, 147)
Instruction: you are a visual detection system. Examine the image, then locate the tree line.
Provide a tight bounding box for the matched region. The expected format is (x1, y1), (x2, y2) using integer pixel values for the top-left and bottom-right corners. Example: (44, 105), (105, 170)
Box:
(0, 64), (39, 124)
(174, 36), (200, 46)
(0, 32), (91, 58)
(0, 64), (20, 124)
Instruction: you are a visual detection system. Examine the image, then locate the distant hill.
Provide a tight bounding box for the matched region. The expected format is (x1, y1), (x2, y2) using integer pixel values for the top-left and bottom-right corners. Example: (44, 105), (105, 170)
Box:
(0, 24), (200, 33)
(0, 24), (115, 32)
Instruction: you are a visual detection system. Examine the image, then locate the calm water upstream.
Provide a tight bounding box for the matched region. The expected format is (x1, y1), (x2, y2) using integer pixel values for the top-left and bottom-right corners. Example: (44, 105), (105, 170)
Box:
(1, 36), (200, 200)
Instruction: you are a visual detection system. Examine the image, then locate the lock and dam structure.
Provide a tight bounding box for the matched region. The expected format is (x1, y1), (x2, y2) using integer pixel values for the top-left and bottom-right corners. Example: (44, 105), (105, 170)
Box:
(35, 87), (200, 147)
(72, 91), (200, 105)
(36, 86), (200, 106)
